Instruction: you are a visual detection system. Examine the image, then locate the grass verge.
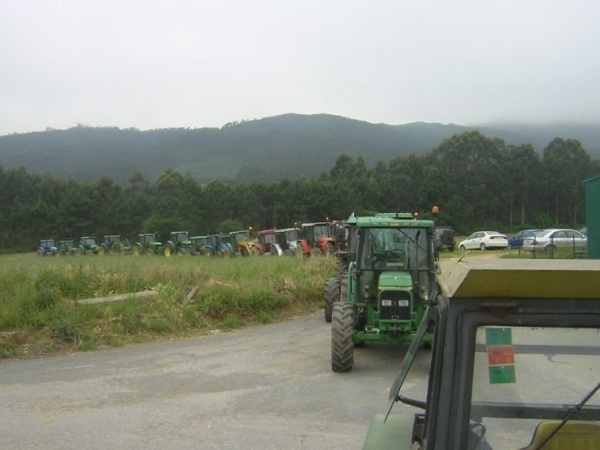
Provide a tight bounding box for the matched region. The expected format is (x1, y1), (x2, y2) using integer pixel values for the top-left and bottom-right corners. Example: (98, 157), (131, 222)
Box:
(0, 253), (335, 359)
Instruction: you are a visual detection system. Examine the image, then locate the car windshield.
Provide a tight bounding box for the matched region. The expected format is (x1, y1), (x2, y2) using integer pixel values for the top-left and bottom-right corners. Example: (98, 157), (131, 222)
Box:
(469, 325), (600, 449)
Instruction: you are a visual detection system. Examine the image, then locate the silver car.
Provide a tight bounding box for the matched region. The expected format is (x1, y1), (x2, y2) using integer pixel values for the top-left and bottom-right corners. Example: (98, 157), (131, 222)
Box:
(521, 228), (587, 252)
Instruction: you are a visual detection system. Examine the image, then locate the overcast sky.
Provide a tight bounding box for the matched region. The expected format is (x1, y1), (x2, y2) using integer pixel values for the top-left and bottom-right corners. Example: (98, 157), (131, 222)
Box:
(1, 1), (599, 136)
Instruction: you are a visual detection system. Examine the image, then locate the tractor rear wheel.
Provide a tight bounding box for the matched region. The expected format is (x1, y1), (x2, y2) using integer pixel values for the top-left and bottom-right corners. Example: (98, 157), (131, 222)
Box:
(331, 302), (355, 372)
(164, 245), (174, 257)
(324, 277), (340, 322)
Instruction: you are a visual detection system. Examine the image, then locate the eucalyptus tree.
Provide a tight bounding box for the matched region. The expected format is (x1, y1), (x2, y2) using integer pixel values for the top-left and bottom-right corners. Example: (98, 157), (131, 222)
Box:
(427, 131), (511, 229)
(542, 138), (591, 226)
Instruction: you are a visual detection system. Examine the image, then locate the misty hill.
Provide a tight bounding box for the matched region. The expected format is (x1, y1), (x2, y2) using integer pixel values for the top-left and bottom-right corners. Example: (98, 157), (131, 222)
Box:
(0, 114), (598, 184)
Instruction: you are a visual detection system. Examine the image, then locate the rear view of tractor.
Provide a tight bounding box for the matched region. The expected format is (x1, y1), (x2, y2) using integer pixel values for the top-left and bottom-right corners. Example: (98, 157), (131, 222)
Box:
(133, 233), (163, 255)
(164, 231), (195, 256)
(331, 212), (440, 372)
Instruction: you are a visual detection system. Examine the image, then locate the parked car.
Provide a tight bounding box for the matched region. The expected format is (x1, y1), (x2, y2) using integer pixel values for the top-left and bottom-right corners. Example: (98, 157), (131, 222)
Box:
(507, 229), (541, 249)
(522, 228), (587, 252)
(458, 231), (508, 250)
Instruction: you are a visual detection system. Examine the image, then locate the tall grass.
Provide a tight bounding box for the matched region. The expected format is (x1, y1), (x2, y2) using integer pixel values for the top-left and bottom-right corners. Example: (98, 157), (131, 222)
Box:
(0, 253), (335, 358)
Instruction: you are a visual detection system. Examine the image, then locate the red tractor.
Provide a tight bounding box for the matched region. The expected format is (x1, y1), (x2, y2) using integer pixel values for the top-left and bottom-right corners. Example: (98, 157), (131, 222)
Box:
(254, 228), (277, 255)
(300, 222), (336, 256)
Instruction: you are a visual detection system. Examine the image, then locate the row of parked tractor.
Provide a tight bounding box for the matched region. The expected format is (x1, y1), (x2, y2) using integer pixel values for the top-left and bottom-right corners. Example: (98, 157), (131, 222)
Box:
(36, 222), (347, 258)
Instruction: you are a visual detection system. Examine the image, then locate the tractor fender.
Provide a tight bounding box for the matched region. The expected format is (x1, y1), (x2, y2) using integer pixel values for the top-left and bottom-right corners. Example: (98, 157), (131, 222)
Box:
(273, 244), (284, 256)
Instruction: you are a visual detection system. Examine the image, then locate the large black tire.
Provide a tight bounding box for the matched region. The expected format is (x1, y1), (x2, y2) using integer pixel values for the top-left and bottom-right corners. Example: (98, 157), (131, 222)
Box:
(164, 244), (174, 257)
(331, 302), (355, 372)
(324, 277), (340, 322)
(339, 275), (349, 303)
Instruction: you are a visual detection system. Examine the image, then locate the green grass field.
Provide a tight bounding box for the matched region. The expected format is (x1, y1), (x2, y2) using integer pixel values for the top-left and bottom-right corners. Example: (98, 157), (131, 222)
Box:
(0, 253), (335, 359)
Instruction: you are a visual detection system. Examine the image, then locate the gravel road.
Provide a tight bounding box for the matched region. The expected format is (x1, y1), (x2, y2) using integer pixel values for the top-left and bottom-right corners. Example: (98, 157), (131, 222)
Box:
(0, 311), (430, 450)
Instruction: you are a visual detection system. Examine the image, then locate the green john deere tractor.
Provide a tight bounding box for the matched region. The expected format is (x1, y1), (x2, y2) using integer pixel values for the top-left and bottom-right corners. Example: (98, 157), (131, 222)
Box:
(330, 212), (440, 372)
(164, 231), (196, 257)
(78, 236), (100, 255)
(58, 238), (78, 255)
(100, 235), (132, 255)
(133, 233), (164, 255)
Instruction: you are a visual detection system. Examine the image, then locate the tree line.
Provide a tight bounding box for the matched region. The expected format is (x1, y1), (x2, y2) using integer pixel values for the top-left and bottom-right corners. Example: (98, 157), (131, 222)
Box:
(1, 131), (597, 251)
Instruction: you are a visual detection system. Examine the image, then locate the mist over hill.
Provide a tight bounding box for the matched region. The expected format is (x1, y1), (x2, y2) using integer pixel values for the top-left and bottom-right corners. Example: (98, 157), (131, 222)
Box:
(0, 114), (598, 184)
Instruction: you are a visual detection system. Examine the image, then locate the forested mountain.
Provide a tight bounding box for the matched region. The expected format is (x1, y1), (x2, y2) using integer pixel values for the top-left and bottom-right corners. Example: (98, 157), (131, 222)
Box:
(1, 130), (598, 252)
(1, 114), (598, 185)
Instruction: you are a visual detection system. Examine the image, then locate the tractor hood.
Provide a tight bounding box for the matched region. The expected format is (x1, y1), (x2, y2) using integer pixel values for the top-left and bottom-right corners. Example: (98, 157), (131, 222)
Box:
(378, 271), (413, 289)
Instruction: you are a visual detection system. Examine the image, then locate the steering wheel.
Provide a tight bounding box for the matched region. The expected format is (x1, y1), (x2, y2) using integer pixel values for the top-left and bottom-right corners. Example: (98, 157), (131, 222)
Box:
(384, 249), (405, 259)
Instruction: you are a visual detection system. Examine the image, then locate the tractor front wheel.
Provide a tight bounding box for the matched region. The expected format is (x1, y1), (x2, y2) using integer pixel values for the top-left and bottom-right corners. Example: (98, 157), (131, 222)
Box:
(324, 277), (340, 322)
(331, 302), (355, 372)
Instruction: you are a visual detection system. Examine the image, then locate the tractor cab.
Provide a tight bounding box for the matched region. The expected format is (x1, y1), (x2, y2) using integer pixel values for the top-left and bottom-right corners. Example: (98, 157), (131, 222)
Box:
(190, 235), (209, 255)
(301, 222), (335, 256)
(272, 227), (302, 256)
(78, 236), (99, 255)
(205, 233), (233, 257)
(165, 231), (195, 256)
(364, 259), (600, 450)
(58, 239), (77, 255)
(101, 235), (132, 255)
(229, 230), (257, 256)
(37, 238), (57, 256)
(134, 233), (163, 255)
(256, 229), (276, 255)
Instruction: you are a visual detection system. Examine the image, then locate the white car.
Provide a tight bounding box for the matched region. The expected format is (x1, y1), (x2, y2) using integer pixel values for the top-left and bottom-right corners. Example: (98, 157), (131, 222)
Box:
(522, 228), (587, 252)
(458, 231), (508, 250)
